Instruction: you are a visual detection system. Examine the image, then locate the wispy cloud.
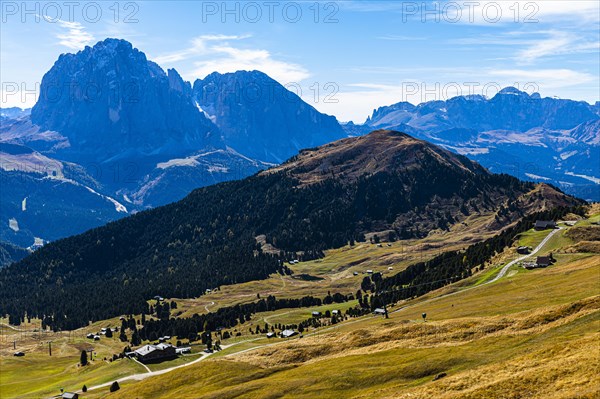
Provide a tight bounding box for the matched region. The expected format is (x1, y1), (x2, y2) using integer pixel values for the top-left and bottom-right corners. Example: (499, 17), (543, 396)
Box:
(458, 1), (600, 25)
(339, 1), (405, 13)
(532, 1), (600, 24)
(56, 20), (94, 50)
(343, 0), (599, 25)
(376, 35), (427, 41)
(155, 35), (309, 83)
(517, 31), (599, 65)
(454, 30), (599, 65)
(490, 68), (596, 89)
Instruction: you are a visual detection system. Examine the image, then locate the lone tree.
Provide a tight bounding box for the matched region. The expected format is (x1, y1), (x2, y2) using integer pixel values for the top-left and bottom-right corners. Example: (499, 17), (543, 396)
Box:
(80, 350), (88, 366)
(119, 327), (127, 342)
(109, 381), (120, 392)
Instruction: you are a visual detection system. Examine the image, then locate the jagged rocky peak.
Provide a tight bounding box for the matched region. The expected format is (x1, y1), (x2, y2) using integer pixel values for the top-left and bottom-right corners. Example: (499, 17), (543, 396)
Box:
(192, 70), (345, 163)
(31, 38), (220, 162)
(495, 86), (530, 96)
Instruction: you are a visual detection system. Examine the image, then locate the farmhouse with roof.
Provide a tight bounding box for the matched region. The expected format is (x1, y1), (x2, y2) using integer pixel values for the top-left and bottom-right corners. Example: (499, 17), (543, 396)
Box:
(131, 343), (177, 363)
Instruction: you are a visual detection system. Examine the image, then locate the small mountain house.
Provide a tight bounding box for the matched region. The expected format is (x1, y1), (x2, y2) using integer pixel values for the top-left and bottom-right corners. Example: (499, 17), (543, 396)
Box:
(280, 329), (298, 338)
(132, 343), (177, 363)
(536, 256), (553, 267)
(534, 220), (557, 230)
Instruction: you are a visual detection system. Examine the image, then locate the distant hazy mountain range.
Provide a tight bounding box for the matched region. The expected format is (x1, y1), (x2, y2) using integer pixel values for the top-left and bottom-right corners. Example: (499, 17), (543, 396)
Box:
(0, 107), (30, 121)
(1, 38), (598, 252)
(349, 87), (599, 202)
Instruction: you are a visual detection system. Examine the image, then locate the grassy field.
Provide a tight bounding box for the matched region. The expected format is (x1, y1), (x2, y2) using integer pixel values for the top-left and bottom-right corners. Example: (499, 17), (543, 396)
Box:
(1, 210), (598, 398)
(174, 240), (439, 318)
(0, 346), (146, 398)
(87, 212), (600, 398)
(0, 315), (151, 397)
(174, 212), (506, 319)
(104, 253), (600, 399)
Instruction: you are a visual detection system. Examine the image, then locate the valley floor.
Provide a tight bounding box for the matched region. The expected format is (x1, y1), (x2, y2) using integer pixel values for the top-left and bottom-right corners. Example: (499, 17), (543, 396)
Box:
(1, 212), (599, 398)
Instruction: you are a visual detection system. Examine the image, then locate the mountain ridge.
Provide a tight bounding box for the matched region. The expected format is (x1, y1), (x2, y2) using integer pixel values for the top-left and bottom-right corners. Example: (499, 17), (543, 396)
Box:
(355, 88), (599, 201)
(265, 130), (486, 185)
(0, 130), (582, 330)
(193, 70), (346, 163)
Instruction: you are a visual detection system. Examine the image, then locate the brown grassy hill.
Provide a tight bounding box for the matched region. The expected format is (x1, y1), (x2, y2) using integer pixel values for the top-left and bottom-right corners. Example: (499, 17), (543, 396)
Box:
(264, 129), (485, 185)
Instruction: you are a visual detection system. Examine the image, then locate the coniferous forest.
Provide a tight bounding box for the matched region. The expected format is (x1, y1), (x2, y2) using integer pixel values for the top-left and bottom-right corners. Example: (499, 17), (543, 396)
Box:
(0, 132), (583, 330)
(370, 206), (587, 308)
(117, 205), (585, 347)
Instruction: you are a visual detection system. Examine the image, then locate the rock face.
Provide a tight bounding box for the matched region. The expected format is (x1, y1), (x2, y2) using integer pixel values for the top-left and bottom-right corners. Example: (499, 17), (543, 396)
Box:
(367, 87), (598, 133)
(31, 39), (221, 163)
(193, 71), (346, 163)
(359, 87), (600, 201)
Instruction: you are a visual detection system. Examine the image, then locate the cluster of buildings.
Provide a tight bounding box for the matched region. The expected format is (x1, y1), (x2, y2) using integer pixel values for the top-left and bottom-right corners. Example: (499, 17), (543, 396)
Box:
(265, 329), (298, 338)
(85, 333), (101, 341)
(522, 255), (555, 269)
(85, 327), (117, 341)
(279, 329), (298, 338)
(126, 343), (190, 363)
(520, 220), (558, 269)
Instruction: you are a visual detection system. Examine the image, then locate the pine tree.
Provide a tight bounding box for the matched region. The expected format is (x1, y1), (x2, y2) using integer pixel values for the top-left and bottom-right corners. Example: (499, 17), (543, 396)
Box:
(80, 350), (88, 366)
(131, 329), (141, 346)
(119, 328), (127, 342)
(109, 381), (120, 392)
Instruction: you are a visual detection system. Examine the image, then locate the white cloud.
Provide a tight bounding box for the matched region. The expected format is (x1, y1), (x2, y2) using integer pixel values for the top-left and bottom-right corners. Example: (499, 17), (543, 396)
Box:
(191, 45), (309, 83)
(532, 1), (600, 24)
(458, 1), (600, 25)
(153, 34), (251, 64)
(454, 30), (599, 65)
(56, 20), (94, 50)
(154, 35), (309, 83)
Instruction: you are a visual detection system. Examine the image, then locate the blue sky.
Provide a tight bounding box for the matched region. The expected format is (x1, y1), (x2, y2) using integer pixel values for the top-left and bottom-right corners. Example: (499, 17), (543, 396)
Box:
(1, 1), (599, 121)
